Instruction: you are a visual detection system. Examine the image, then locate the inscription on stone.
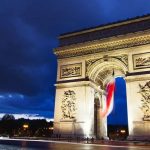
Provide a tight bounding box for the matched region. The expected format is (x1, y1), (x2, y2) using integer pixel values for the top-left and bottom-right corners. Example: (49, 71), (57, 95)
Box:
(60, 63), (82, 79)
(133, 52), (150, 69)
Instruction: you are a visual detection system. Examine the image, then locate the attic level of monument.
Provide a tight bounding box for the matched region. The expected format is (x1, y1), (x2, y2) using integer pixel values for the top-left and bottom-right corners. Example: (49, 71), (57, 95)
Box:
(54, 15), (150, 59)
(58, 15), (150, 47)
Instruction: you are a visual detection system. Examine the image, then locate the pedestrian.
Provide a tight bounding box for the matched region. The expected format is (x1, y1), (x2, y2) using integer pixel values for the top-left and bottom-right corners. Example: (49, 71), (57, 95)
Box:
(86, 137), (89, 143)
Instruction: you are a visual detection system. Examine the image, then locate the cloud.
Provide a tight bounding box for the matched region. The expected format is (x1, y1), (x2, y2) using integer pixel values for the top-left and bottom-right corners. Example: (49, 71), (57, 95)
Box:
(0, 92), (54, 118)
(0, 113), (53, 122)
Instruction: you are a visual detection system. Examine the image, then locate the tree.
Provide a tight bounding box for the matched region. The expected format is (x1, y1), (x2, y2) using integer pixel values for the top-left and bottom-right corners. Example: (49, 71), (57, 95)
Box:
(2, 114), (15, 121)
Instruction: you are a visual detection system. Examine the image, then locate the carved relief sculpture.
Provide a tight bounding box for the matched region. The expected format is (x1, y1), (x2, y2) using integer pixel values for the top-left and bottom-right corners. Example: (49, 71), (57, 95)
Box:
(133, 52), (150, 69)
(60, 63), (82, 79)
(61, 90), (77, 120)
(114, 55), (128, 67)
(138, 81), (150, 121)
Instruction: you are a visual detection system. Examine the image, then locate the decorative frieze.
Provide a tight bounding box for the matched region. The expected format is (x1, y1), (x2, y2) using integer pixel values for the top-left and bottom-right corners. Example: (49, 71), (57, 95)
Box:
(138, 81), (150, 121)
(54, 33), (150, 59)
(133, 52), (150, 70)
(60, 63), (82, 79)
(61, 90), (77, 120)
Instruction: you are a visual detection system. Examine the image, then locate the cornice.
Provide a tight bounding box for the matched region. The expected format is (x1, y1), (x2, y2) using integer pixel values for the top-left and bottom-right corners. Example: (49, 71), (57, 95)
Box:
(55, 80), (105, 94)
(54, 30), (150, 59)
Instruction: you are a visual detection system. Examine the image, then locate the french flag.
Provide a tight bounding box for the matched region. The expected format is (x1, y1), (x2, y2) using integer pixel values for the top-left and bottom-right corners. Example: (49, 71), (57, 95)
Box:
(100, 78), (115, 118)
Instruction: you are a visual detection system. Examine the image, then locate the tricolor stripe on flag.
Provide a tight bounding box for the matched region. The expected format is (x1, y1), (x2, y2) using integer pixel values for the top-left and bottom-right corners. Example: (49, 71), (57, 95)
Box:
(100, 78), (115, 117)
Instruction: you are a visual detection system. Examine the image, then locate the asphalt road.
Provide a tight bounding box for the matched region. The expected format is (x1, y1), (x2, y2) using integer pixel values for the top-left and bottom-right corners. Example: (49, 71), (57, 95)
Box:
(0, 139), (150, 150)
(37, 142), (150, 150)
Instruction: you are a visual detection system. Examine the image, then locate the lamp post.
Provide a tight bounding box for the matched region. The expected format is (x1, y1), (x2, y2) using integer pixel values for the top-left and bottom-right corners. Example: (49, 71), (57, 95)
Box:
(22, 124), (29, 136)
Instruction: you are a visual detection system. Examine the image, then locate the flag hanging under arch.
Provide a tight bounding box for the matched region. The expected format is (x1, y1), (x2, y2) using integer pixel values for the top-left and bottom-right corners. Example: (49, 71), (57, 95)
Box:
(100, 78), (115, 118)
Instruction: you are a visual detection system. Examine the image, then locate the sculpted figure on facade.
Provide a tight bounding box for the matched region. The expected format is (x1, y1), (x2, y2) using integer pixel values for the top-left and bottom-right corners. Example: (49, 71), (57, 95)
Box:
(60, 63), (82, 79)
(133, 53), (150, 69)
(61, 90), (77, 120)
(139, 81), (150, 121)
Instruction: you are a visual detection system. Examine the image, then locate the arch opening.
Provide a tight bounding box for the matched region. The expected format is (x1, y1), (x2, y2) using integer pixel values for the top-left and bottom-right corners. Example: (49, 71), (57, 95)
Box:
(88, 59), (128, 139)
(87, 58), (127, 90)
(107, 77), (128, 140)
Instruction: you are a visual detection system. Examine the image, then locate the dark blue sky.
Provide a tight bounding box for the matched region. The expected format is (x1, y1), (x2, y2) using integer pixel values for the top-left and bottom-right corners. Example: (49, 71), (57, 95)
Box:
(0, 0), (150, 121)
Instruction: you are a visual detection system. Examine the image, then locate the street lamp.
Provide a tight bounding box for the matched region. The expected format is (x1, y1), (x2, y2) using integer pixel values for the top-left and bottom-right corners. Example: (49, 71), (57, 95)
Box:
(23, 124), (29, 129)
(49, 127), (54, 130)
(120, 129), (126, 134)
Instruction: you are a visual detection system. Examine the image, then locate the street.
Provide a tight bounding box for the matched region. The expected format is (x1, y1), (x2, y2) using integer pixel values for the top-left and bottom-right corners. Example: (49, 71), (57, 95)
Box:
(0, 139), (150, 150)
(40, 141), (150, 150)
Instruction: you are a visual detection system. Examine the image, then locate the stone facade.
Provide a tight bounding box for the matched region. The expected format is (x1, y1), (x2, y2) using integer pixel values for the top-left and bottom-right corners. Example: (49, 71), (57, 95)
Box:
(54, 15), (150, 140)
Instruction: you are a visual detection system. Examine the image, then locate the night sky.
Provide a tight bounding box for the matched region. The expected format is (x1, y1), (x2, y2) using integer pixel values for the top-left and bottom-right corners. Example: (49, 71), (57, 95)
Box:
(0, 0), (150, 123)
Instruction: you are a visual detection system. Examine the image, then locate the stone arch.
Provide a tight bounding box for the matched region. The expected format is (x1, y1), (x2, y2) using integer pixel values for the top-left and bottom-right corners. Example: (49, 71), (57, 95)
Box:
(87, 57), (128, 89)
(87, 58), (128, 139)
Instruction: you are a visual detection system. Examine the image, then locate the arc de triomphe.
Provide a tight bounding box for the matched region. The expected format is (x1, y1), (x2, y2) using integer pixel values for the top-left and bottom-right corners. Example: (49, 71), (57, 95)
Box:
(53, 15), (150, 140)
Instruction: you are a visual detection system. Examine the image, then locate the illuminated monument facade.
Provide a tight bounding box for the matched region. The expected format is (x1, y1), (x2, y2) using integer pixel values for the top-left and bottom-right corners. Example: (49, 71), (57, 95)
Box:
(54, 15), (150, 140)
